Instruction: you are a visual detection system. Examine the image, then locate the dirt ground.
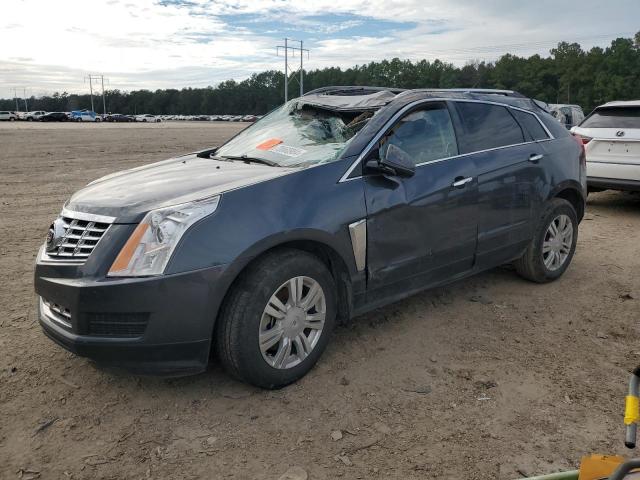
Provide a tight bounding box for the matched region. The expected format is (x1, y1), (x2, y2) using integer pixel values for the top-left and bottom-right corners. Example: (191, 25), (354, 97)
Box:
(0, 121), (639, 480)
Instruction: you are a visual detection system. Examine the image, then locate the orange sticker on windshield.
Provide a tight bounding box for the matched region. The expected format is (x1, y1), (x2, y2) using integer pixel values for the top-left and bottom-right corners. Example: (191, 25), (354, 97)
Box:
(256, 138), (283, 150)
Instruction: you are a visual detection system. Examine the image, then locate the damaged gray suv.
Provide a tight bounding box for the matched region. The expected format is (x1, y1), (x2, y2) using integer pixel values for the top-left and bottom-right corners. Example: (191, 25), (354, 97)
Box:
(35, 87), (586, 388)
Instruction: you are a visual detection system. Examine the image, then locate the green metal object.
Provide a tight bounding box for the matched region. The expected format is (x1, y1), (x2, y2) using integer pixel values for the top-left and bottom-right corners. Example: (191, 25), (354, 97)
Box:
(515, 470), (579, 480)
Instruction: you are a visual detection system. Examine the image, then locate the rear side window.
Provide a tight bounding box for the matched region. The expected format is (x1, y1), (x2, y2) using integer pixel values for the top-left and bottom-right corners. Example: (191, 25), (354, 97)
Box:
(454, 102), (524, 153)
(512, 110), (549, 141)
(581, 107), (640, 128)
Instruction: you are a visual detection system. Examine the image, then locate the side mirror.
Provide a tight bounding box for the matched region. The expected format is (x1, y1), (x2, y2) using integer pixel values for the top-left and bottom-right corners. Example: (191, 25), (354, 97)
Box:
(377, 144), (415, 177)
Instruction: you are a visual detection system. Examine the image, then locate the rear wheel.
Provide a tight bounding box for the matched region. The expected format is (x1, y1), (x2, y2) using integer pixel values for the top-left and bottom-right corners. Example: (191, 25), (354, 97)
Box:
(514, 198), (578, 283)
(215, 249), (337, 389)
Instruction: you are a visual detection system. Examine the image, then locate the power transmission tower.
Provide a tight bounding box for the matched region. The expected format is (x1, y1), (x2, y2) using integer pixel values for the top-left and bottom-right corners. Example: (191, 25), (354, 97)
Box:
(84, 74), (109, 113)
(277, 39), (309, 103)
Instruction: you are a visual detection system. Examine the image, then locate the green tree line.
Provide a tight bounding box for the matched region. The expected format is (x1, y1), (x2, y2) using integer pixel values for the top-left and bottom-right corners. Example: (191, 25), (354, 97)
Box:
(3, 33), (639, 115)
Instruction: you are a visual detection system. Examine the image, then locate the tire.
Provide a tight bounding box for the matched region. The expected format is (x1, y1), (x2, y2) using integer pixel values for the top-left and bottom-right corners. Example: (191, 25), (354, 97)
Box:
(215, 249), (337, 389)
(27, 117), (33, 121)
(514, 198), (578, 283)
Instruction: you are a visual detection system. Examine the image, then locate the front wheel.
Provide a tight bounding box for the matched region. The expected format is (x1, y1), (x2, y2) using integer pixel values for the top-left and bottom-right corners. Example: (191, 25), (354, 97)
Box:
(215, 249), (337, 389)
(514, 198), (578, 283)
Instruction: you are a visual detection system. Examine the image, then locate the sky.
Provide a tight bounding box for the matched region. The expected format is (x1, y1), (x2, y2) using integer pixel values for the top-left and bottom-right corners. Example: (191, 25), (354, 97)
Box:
(0, 0), (638, 100)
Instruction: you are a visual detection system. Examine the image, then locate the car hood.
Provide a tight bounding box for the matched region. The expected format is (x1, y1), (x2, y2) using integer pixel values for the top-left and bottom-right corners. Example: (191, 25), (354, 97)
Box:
(65, 154), (298, 222)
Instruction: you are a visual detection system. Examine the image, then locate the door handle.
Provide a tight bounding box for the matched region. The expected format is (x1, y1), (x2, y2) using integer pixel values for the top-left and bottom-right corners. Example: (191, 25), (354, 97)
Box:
(452, 176), (473, 188)
(528, 153), (544, 163)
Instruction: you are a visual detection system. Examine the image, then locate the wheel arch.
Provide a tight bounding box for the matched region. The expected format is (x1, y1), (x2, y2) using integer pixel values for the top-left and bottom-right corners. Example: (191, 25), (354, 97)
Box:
(210, 234), (357, 355)
(552, 185), (585, 222)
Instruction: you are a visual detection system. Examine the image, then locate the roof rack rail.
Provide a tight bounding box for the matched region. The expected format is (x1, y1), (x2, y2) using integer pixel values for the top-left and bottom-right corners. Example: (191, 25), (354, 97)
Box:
(303, 86), (406, 97)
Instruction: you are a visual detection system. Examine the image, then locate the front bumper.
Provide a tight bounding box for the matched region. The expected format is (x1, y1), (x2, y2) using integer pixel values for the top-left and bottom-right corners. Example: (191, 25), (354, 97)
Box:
(35, 252), (229, 376)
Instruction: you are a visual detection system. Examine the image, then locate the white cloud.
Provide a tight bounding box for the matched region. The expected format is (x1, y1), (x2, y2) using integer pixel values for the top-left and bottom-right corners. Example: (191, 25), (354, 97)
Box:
(0, 0), (638, 99)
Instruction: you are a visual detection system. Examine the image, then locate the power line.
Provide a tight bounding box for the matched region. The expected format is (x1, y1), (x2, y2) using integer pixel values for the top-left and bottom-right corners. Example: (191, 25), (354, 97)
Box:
(277, 38), (309, 103)
(408, 31), (636, 58)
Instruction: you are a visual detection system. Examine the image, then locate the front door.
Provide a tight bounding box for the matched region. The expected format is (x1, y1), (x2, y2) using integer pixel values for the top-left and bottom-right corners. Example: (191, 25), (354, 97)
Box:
(363, 102), (478, 299)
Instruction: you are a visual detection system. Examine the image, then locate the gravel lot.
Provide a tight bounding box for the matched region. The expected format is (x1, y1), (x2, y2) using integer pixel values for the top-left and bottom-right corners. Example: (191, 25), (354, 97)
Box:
(1, 122), (639, 480)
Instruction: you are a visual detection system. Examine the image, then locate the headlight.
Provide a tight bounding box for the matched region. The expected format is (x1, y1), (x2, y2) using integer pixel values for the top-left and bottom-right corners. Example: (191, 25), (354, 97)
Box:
(108, 195), (220, 277)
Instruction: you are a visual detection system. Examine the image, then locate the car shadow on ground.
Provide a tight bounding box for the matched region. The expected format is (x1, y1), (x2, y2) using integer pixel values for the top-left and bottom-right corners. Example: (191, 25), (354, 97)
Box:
(587, 190), (640, 211)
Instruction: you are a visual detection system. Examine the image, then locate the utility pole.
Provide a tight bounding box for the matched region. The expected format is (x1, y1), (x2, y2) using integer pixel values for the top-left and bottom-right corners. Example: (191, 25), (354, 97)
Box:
(300, 40), (304, 97)
(101, 75), (106, 115)
(276, 38), (309, 103)
(84, 75), (95, 112)
(84, 74), (108, 113)
(22, 88), (28, 111)
(11, 88), (19, 111)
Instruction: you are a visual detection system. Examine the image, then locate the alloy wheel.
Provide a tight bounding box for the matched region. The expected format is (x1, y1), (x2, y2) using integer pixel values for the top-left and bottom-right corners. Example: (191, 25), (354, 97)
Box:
(259, 276), (326, 369)
(542, 214), (573, 271)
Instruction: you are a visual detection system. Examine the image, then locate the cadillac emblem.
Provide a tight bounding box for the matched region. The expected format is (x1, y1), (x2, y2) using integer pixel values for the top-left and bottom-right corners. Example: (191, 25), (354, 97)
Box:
(46, 218), (66, 252)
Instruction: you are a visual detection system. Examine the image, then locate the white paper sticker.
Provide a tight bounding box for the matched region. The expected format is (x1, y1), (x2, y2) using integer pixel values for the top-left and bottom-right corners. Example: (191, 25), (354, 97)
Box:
(269, 144), (306, 157)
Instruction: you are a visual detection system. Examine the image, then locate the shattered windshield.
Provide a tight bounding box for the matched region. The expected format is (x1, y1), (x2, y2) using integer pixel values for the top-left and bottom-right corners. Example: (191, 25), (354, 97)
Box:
(215, 100), (373, 167)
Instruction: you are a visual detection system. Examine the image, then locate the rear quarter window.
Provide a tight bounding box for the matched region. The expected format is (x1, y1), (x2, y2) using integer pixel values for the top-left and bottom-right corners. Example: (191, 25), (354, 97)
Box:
(539, 113), (570, 138)
(581, 107), (640, 128)
(512, 110), (550, 141)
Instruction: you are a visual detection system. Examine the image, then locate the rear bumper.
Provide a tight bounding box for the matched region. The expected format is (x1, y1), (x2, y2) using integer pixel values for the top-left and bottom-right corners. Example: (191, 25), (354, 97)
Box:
(35, 259), (230, 376)
(588, 176), (640, 192)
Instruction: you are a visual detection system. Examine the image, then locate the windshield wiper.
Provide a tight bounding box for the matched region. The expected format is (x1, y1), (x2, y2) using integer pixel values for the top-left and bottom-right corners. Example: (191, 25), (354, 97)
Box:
(221, 155), (280, 167)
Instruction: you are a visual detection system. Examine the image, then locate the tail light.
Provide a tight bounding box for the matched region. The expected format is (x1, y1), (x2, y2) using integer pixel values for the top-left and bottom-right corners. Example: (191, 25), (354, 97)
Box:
(571, 133), (587, 167)
(573, 134), (592, 145)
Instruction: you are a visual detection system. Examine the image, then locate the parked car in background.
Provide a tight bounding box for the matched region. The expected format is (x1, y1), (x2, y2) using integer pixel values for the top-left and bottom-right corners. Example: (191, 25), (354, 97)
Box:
(0, 111), (18, 121)
(35, 87), (586, 388)
(135, 114), (161, 123)
(571, 100), (640, 192)
(549, 104), (585, 129)
(71, 110), (99, 122)
(242, 115), (257, 122)
(40, 112), (69, 122)
(24, 111), (46, 121)
(105, 113), (134, 122)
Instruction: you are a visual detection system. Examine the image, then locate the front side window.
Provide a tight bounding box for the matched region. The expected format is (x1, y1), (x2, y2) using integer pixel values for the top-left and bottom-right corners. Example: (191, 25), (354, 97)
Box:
(379, 104), (458, 165)
(581, 107), (640, 128)
(455, 102), (525, 153)
(216, 100), (372, 167)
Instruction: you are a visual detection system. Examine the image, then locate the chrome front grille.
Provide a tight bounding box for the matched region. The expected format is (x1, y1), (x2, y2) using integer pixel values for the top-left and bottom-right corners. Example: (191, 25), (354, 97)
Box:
(53, 217), (109, 258)
(42, 210), (115, 263)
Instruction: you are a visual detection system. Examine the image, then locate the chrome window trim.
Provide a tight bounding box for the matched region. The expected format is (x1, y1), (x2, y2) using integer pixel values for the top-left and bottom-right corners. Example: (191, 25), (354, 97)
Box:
(338, 97), (554, 183)
(61, 208), (116, 224)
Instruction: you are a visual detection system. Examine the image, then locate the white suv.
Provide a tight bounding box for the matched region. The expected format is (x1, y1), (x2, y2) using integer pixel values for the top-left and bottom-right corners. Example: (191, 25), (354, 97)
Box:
(0, 111), (17, 121)
(572, 101), (640, 192)
(25, 111), (46, 121)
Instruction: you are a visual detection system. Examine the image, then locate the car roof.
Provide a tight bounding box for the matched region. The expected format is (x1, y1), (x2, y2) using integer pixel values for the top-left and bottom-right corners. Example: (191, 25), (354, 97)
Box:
(301, 86), (548, 114)
(599, 100), (640, 108)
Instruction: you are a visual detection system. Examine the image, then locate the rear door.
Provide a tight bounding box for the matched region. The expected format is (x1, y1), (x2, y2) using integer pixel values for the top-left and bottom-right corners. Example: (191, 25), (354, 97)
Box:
(451, 101), (547, 268)
(364, 101), (478, 295)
